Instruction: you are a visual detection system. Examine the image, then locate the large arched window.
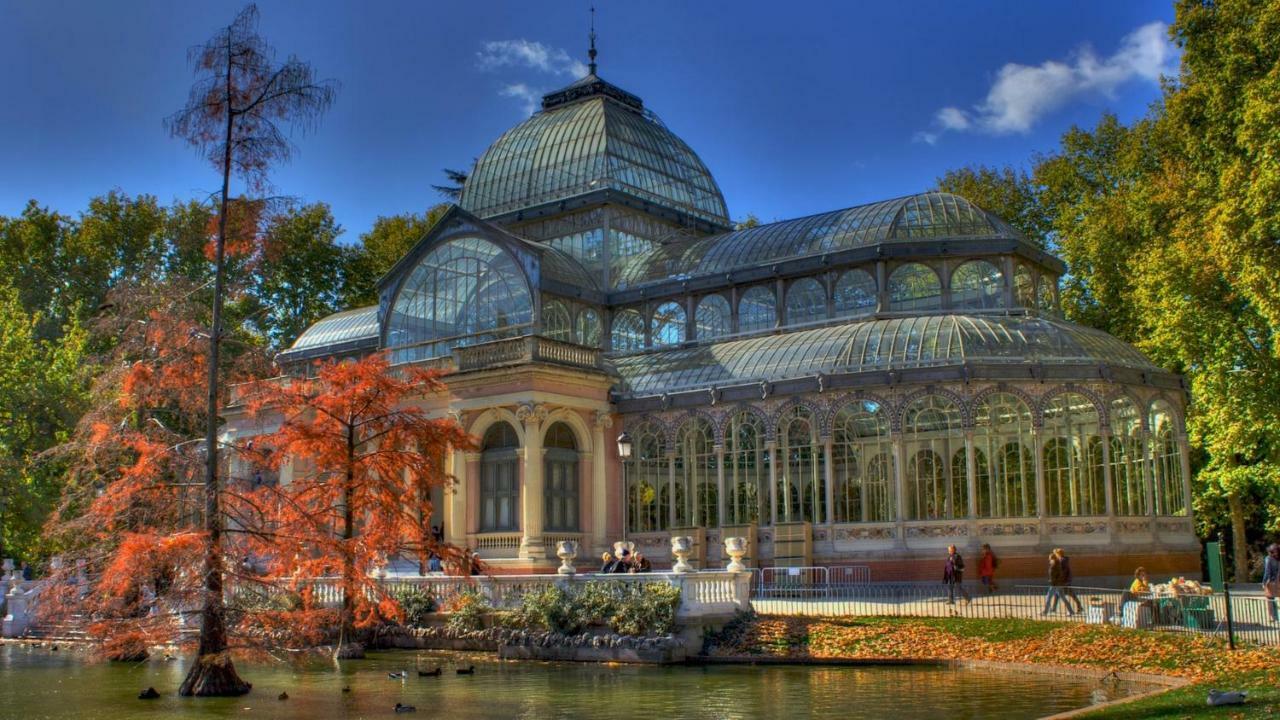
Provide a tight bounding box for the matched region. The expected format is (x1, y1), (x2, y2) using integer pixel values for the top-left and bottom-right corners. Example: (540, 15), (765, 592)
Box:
(650, 301), (687, 347)
(674, 418), (717, 528)
(833, 269), (877, 318)
(833, 401), (894, 523)
(1042, 393), (1105, 516)
(951, 260), (1004, 310)
(575, 308), (602, 347)
(542, 299), (572, 341)
(888, 263), (942, 312)
(543, 422), (580, 532)
(777, 406), (825, 524)
(626, 422), (667, 533)
(738, 286), (777, 333)
(973, 393), (1035, 517)
(1110, 397), (1147, 515)
(785, 277), (827, 326)
(1150, 400), (1186, 516)
(480, 422), (520, 532)
(387, 237), (533, 363)
(695, 294), (732, 340)
(903, 395), (966, 519)
(611, 309), (645, 351)
(724, 410), (767, 526)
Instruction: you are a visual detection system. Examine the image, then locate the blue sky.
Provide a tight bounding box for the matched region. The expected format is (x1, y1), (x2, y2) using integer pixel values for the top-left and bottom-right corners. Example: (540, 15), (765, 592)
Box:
(0, 0), (1176, 239)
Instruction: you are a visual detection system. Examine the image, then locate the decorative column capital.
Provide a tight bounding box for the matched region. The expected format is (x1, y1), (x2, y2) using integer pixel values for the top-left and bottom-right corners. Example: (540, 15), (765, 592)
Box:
(516, 402), (549, 427)
(593, 410), (613, 430)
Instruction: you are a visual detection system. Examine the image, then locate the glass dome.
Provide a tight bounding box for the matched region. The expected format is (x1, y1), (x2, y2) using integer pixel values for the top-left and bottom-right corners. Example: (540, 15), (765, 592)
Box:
(459, 74), (730, 227)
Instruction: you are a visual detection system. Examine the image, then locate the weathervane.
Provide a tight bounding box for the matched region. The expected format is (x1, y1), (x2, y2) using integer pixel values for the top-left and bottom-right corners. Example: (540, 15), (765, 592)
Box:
(588, 5), (598, 75)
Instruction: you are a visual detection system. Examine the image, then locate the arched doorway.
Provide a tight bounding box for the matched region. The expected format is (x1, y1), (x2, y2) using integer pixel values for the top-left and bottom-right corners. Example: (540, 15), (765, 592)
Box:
(480, 422), (520, 532)
(543, 422), (580, 532)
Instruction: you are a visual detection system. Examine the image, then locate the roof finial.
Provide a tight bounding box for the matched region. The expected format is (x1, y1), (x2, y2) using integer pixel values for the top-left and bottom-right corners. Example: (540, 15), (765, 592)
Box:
(588, 5), (598, 75)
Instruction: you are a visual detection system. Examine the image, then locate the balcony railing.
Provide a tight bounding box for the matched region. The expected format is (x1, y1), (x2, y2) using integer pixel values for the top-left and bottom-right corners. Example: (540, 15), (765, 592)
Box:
(453, 336), (603, 372)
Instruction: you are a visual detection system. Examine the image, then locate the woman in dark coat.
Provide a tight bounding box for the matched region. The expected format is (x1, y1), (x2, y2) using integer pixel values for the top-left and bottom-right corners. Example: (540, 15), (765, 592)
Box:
(943, 545), (971, 605)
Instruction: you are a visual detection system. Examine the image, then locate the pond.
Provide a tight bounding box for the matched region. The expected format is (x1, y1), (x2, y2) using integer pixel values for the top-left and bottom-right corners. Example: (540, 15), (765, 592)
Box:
(0, 644), (1151, 719)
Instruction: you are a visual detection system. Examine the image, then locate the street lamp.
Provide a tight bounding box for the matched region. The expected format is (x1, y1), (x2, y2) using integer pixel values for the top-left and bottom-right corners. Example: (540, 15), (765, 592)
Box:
(616, 431), (633, 541)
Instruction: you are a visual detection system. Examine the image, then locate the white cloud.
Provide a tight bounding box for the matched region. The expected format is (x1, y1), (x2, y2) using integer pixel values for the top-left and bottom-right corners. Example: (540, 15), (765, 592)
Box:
(918, 21), (1176, 142)
(477, 40), (588, 78)
(500, 83), (542, 116)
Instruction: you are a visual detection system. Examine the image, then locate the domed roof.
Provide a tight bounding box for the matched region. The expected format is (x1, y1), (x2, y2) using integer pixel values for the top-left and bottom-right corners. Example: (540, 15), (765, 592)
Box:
(459, 74), (730, 226)
(616, 192), (1030, 288)
(611, 314), (1159, 396)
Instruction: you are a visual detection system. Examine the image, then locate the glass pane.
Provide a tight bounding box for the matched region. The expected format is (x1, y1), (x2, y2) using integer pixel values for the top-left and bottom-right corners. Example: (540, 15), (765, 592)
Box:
(834, 269), (876, 318)
(651, 301), (687, 347)
(542, 299), (572, 341)
(738, 285), (777, 333)
(951, 260), (1004, 310)
(785, 277), (827, 326)
(611, 309), (646, 351)
(888, 263), (942, 312)
(695, 294), (732, 340)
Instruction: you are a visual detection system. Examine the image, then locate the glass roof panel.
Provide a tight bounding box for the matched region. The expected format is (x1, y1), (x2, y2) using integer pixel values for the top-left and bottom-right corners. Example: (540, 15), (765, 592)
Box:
(616, 192), (1021, 289)
(285, 306), (379, 352)
(611, 314), (1160, 395)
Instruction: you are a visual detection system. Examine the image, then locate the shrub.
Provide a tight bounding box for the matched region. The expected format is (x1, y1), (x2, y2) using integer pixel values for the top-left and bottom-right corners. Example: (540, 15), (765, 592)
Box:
(505, 580), (680, 637)
(445, 588), (490, 633)
(389, 586), (437, 627)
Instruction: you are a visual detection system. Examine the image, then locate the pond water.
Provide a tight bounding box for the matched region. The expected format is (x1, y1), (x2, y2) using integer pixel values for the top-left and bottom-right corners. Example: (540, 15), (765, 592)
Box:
(0, 644), (1150, 719)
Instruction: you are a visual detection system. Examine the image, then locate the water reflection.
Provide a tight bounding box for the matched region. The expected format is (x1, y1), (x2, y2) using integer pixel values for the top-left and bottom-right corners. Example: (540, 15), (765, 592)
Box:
(0, 645), (1147, 720)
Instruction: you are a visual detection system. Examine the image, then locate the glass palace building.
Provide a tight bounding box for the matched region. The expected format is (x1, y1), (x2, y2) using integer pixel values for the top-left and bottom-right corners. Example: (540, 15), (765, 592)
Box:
(232, 69), (1199, 580)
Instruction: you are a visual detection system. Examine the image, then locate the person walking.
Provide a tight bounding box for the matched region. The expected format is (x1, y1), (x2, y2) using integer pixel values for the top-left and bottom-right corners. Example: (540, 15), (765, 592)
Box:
(978, 543), (999, 593)
(19, 560), (33, 582)
(1042, 551), (1071, 615)
(1263, 544), (1280, 622)
(943, 545), (971, 605)
(1055, 548), (1085, 613)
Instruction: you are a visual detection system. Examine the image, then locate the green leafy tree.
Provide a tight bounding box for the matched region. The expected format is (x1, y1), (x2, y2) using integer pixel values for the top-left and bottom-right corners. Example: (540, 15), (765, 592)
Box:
(341, 205), (448, 307)
(245, 203), (345, 348)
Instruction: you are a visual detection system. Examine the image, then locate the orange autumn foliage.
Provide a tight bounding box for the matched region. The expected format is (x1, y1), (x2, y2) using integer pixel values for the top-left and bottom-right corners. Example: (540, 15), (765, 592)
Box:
(241, 353), (474, 640)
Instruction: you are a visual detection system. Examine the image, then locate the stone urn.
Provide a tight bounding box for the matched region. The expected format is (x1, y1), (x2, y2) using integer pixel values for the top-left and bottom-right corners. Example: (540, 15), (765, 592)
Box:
(724, 536), (748, 573)
(556, 540), (579, 576)
(670, 536), (694, 574)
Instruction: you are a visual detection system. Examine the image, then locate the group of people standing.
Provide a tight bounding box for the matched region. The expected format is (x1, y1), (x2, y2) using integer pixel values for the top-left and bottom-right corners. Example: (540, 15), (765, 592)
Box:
(599, 548), (652, 574)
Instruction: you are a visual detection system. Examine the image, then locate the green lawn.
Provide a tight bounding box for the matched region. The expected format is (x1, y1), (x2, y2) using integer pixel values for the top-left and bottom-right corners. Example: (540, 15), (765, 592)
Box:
(1082, 670), (1280, 719)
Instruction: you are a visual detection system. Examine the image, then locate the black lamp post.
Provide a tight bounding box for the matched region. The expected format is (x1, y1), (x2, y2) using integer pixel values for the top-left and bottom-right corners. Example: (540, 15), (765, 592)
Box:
(617, 431), (633, 541)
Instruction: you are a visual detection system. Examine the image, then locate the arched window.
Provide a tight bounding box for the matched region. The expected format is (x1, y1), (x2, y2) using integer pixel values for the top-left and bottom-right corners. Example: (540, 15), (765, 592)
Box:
(888, 263), (942, 312)
(833, 269), (877, 318)
(777, 406), (825, 524)
(543, 422), (580, 532)
(785, 277), (827, 326)
(725, 410), (766, 526)
(903, 395), (965, 519)
(650, 301), (687, 347)
(1110, 398), (1147, 515)
(951, 260), (1004, 310)
(541, 299), (571, 341)
(626, 423), (667, 533)
(480, 422), (520, 532)
(611, 309), (645, 351)
(973, 393), (1036, 517)
(1042, 393), (1105, 516)
(1014, 265), (1035, 309)
(738, 286), (777, 333)
(1150, 400), (1186, 516)
(695, 294), (732, 340)
(575, 308), (602, 347)
(674, 418), (717, 528)
(832, 401), (894, 523)
(387, 237), (533, 363)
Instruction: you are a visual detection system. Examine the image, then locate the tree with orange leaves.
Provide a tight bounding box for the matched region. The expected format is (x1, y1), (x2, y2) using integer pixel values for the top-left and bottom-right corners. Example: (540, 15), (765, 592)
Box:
(163, 3), (335, 696)
(240, 353), (472, 658)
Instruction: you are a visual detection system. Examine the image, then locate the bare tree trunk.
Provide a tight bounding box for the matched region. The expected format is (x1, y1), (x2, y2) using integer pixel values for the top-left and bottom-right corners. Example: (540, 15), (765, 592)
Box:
(1228, 490), (1251, 583)
(335, 425), (364, 659)
(180, 37), (250, 697)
